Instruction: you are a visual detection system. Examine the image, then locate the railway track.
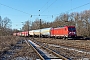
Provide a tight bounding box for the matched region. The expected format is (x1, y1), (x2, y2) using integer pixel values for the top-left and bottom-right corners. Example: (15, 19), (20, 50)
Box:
(25, 39), (68, 60)
(29, 38), (90, 60)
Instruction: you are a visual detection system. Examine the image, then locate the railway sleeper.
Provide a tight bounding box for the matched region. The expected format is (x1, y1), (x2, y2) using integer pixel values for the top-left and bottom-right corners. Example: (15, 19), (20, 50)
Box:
(28, 40), (68, 60)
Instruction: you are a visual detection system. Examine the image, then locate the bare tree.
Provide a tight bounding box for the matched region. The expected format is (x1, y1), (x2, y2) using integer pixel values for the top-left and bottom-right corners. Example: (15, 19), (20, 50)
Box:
(53, 13), (69, 27)
(0, 16), (2, 28)
(3, 17), (12, 28)
(80, 10), (90, 36)
(22, 20), (31, 31)
(0, 16), (12, 36)
(31, 18), (40, 30)
(20, 10), (90, 37)
(31, 18), (46, 30)
(2, 17), (12, 35)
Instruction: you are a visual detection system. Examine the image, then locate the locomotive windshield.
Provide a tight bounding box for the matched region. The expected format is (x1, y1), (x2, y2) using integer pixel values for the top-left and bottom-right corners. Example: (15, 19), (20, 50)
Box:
(68, 27), (76, 31)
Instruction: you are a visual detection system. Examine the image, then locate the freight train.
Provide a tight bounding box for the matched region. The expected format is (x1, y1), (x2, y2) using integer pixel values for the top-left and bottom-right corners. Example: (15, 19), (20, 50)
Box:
(13, 26), (77, 39)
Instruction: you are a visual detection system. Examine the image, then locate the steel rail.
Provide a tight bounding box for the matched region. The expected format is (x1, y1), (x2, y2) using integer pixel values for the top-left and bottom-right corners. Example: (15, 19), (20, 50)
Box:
(25, 40), (44, 60)
(27, 40), (68, 60)
(41, 46), (68, 60)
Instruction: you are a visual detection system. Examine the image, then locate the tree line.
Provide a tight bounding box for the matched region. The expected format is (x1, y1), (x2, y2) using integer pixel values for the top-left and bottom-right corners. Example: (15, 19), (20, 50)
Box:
(0, 16), (12, 36)
(1, 9), (90, 37)
(22, 10), (90, 37)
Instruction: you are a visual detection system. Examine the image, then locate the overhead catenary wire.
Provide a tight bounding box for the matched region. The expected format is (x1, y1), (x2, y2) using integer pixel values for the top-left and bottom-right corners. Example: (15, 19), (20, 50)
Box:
(41, 0), (57, 14)
(0, 3), (31, 15)
(40, 0), (51, 10)
(67, 2), (90, 12)
(0, 1), (90, 18)
(54, 2), (90, 15)
(0, 3), (53, 17)
(0, 3), (50, 17)
(40, 0), (90, 17)
(38, 0), (50, 18)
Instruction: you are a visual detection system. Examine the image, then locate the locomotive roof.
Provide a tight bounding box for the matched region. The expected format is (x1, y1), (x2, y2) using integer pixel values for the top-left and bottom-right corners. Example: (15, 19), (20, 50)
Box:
(51, 26), (75, 29)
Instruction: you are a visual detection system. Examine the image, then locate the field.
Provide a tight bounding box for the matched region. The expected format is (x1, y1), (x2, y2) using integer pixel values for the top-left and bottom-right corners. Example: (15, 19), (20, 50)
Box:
(0, 36), (39, 60)
(34, 38), (90, 51)
(30, 38), (90, 59)
(0, 36), (90, 59)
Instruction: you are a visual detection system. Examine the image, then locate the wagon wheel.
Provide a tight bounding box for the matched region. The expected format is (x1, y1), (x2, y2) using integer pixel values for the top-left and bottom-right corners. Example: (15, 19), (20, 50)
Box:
(63, 37), (68, 40)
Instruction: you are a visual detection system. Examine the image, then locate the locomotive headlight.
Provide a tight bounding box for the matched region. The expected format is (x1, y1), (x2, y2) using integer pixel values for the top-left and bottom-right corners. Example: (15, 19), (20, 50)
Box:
(69, 32), (71, 34)
(74, 32), (76, 34)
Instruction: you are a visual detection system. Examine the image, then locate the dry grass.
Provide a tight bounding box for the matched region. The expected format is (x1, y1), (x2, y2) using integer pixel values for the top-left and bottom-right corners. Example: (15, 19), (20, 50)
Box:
(0, 36), (20, 52)
(33, 38), (90, 51)
(0, 36), (39, 60)
(31, 38), (90, 59)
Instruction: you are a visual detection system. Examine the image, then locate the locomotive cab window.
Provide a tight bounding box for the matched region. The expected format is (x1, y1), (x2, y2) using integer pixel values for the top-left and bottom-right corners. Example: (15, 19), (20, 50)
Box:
(68, 27), (76, 31)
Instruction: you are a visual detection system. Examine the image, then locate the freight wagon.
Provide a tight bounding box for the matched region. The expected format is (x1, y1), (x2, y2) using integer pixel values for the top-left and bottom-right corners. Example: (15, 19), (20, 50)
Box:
(31, 28), (51, 37)
(17, 32), (21, 36)
(29, 30), (34, 36)
(32, 29), (41, 37)
(40, 28), (51, 37)
(13, 33), (17, 36)
(21, 31), (28, 37)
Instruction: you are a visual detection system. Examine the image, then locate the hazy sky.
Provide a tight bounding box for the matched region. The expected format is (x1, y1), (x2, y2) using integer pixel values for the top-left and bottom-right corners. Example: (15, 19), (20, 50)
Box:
(0, 0), (90, 29)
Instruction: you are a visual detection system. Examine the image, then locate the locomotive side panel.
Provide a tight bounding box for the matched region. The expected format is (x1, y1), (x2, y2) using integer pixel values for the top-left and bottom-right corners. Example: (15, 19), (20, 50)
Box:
(62, 26), (69, 37)
(50, 27), (68, 38)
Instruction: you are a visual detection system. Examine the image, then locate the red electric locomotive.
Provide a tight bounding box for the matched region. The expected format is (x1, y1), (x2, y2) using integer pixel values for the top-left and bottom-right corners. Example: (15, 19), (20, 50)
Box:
(50, 26), (77, 39)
